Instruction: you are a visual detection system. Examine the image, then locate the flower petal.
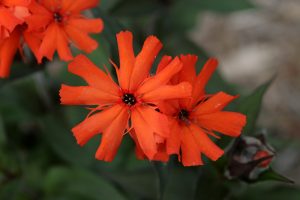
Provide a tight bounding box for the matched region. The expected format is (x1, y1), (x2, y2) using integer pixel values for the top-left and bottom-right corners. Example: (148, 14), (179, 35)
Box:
(56, 25), (73, 61)
(95, 106), (129, 161)
(181, 126), (203, 166)
(2, 0), (31, 6)
(129, 130), (147, 160)
(191, 58), (218, 106)
(142, 82), (192, 102)
(60, 84), (119, 105)
(156, 55), (172, 73)
(139, 106), (169, 138)
(39, 23), (73, 61)
(179, 54), (197, 84)
(23, 31), (43, 63)
(189, 123), (224, 161)
(42, 0), (60, 10)
(129, 35), (162, 90)
(68, 55), (119, 95)
(25, 1), (52, 31)
(68, 18), (103, 33)
(157, 100), (180, 116)
(64, 23), (98, 53)
(178, 55), (198, 108)
(116, 31), (135, 90)
(0, 8), (23, 32)
(72, 104), (124, 146)
(61, 0), (99, 13)
(196, 111), (246, 137)
(131, 107), (158, 159)
(191, 91), (237, 116)
(137, 57), (182, 94)
(0, 28), (20, 78)
(166, 119), (181, 155)
(38, 23), (58, 61)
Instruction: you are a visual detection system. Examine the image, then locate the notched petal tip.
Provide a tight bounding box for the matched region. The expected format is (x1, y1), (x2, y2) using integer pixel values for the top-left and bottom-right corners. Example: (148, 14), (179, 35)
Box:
(94, 18), (104, 33)
(207, 57), (219, 67)
(180, 54), (198, 62)
(68, 54), (90, 72)
(144, 35), (163, 49)
(116, 30), (133, 38)
(71, 126), (89, 147)
(59, 84), (69, 104)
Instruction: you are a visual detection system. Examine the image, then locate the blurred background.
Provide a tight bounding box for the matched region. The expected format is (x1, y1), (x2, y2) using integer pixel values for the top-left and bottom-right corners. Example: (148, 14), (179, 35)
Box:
(0, 0), (300, 199)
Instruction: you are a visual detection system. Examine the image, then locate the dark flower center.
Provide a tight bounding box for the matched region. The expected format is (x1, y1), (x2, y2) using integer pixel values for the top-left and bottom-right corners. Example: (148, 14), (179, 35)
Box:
(122, 93), (136, 106)
(53, 12), (63, 22)
(178, 109), (189, 121)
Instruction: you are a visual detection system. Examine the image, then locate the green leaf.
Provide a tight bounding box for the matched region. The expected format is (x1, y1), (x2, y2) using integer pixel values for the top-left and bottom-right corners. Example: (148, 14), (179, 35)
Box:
(237, 78), (273, 135)
(110, 0), (161, 17)
(152, 162), (168, 200)
(38, 114), (95, 167)
(0, 179), (22, 200)
(0, 115), (6, 147)
(237, 184), (300, 200)
(43, 167), (126, 200)
(106, 168), (158, 199)
(163, 163), (199, 200)
(0, 74), (48, 123)
(86, 35), (111, 68)
(257, 168), (294, 184)
(100, 0), (122, 12)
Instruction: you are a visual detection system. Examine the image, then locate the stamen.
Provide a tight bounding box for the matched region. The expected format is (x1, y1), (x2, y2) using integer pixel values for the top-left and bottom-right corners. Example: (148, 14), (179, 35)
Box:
(122, 93), (136, 106)
(178, 109), (189, 121)
(54, 12), (63, 23)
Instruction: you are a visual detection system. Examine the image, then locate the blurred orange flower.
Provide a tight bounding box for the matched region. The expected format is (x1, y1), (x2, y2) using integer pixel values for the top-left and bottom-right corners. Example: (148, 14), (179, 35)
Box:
(158, 55), (247, 166)
(0, 0), (42, 78)
(0, 0), (30, 39)
(0, 24), (41, 77)
(25, 0), (103, 62)
(59, 31), (192, 162)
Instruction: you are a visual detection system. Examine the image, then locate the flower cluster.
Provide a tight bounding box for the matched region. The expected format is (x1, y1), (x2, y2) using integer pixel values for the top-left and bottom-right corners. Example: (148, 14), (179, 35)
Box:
(60, 31), (247, 166)
(0, 0), (102, 78)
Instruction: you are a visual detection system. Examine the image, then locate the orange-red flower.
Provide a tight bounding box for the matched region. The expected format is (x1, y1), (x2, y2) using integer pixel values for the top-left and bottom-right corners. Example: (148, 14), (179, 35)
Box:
(158, 55), (247, 166)
(0, 0), (42, 78)
(25, 0), (103, 62)
(0, 24), (41, 78)
(0, 0), (30, 39)
(59, 31), (192, 161)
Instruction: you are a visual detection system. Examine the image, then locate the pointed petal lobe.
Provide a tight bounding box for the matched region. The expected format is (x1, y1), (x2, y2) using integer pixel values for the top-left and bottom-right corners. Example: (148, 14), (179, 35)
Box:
(131, 107), (158, 159)
(72, 104), (124, 146)
(137, 57), (182, 94)
(181, 127), (203, 166)
(60, 84), (119, 105)
(95, 107), (129, 161)
(64, 23), (98, 53)
(0, 29), (20, 78)
(129, 36), (162, 90)
(191, 92), (238, 116)
(189, 123), (224, 161)
(191, 58), (218, 106)
(68, 55), (119, 95)
(142, 82), (192, 102)
(116, 31), (135, 89)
